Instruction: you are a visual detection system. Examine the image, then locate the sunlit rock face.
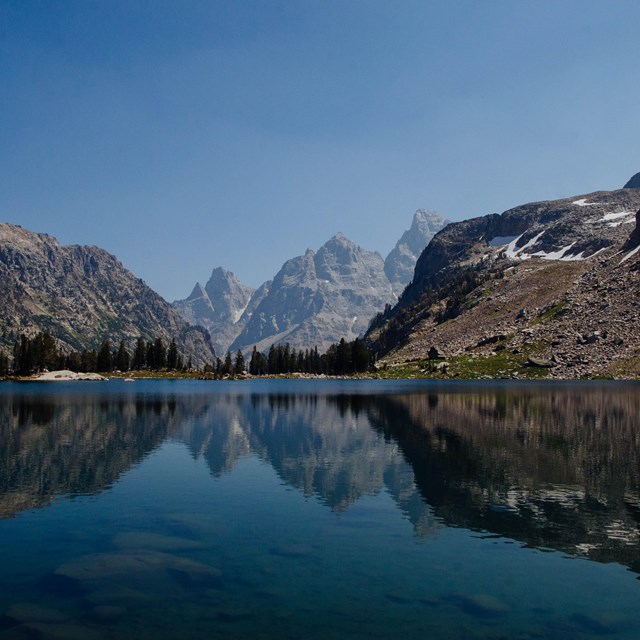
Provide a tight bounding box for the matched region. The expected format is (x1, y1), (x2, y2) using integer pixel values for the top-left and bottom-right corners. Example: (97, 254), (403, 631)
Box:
(230, 233), (396, 353)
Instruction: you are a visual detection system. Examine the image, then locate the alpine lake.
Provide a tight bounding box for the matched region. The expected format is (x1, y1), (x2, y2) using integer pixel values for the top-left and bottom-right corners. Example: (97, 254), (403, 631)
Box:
(1, 378), (640, 640)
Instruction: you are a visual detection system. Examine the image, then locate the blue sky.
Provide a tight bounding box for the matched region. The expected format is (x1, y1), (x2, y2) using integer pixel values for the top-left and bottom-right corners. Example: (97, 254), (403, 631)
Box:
(1, 1), (639, 301)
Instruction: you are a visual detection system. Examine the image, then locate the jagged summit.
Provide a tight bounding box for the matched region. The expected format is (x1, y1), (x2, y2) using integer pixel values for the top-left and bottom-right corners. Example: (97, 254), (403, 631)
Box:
(624, 173), (640, 189)
(172, 267), (256, 356)
(384, 210), (450, 295)
(229, 232), (395, 353)
(174, 210), (446, 354)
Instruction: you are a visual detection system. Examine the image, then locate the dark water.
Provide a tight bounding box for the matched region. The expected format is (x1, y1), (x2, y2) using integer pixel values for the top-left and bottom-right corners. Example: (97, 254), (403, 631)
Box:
(1, 379), (640, 639)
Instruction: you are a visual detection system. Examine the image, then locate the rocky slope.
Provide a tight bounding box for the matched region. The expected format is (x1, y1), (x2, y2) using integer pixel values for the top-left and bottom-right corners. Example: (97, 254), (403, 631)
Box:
(368, 178), (640, 379)
(384, 209), (449, 295)
(0, 224), (216, 367)
(229, 233), (396, 353)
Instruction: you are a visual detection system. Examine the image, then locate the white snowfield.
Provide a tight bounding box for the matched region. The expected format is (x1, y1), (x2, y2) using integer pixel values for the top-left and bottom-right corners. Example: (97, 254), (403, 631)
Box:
(495, 230), (593, 262)
(572, 198), (597, 207)
(32, 370), (106, 381)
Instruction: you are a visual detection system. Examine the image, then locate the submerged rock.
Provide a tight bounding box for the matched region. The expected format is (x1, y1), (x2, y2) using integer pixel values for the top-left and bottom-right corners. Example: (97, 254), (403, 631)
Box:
(55, 550), (222, 592)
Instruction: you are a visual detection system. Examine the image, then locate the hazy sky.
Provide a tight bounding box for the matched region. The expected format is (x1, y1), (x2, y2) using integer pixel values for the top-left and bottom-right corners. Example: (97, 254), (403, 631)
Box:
(2, 1), (639, 301)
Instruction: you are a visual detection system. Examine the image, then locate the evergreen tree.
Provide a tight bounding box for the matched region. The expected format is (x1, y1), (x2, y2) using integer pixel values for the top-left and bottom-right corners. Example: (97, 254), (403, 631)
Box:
(145, 341), (155, 369)
(154, 338), (167, 369)
(267, 345), (277, 374)
(223, 351), (233, 375)
(167, 339), (179, 370)
(13, 335), (32, 375)
(115, 340), (130, 371)
(97, 340), (113, 372)
(80, 349), (97, 372)
(0, 352), (8, 376)
(234, 349), (245, 374)
(133, 337), (146, 370)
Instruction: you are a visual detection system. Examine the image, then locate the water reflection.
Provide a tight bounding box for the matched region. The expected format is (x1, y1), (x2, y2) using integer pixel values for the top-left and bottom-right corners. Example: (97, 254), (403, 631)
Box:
(1, 381), (640, 573)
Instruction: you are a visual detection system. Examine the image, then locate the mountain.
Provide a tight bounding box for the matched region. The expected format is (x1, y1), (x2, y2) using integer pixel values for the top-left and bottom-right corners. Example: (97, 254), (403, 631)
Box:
(229, 233), (396, 353)
(174, 209), (447, 354)
(0, 224), (216, 367)
(384, 209), (449, 295)
(172, 267), (263, 356)
(368, 177), (640, 379)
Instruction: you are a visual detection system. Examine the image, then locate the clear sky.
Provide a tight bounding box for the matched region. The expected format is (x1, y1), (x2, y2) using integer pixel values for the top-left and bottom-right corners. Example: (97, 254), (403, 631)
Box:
(1, 0), (639, 301)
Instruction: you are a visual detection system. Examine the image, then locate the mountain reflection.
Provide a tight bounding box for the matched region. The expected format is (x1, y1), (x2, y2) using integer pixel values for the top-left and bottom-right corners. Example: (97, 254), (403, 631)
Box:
(363, 384), (640, 569)
(1, 382), (640, 574)
(0, 390), (179, 518)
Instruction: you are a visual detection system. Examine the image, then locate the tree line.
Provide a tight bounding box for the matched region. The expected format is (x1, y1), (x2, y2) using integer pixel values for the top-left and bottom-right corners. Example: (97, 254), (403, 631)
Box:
(4, 333), (189, 376)
(1, 332), (375, 378)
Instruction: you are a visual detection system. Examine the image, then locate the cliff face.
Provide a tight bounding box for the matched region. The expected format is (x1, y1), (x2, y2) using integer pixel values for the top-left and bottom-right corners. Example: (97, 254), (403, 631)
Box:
(368, 182), (640, 379)
(0, 224), (215, 366)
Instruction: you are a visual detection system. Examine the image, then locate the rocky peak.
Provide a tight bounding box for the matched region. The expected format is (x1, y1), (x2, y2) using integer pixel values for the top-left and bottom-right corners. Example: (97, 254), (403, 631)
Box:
(172, 267), (255, 355)
(384, 210), (449, 296)
(623, 173), (640, 189)
(202, 267), (254, 322)
(229, 232), (395, 354)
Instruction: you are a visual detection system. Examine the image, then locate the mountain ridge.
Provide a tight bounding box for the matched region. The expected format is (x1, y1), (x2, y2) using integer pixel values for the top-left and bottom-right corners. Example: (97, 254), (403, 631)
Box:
(0, 223), (216, 367)
(368, 179), (640, 379)
(174, 210), (448, 354)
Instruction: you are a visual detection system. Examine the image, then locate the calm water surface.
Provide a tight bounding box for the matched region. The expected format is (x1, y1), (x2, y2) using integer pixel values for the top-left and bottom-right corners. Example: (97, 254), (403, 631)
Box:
(1, 379), (640, 639)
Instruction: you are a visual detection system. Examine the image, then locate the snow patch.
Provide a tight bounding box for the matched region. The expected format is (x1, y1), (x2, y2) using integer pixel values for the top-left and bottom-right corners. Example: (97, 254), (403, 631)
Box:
(532, 242), (577, 260)
(504, 231), (545, 259)
(233, 302), (249, 324)
(620, 245), (640, 264)
(600, 211), (634, 222)
(573, 198), (597, 207)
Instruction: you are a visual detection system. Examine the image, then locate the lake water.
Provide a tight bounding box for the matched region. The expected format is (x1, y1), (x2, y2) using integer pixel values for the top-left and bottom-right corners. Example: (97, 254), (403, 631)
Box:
(1, 379), (640, 639)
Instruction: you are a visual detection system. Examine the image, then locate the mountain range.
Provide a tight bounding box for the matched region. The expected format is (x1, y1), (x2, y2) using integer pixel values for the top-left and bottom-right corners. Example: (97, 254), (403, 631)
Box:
(368, 175), (640, 378)
(173, 210), (449, 354)
(2, 173), (640, 379)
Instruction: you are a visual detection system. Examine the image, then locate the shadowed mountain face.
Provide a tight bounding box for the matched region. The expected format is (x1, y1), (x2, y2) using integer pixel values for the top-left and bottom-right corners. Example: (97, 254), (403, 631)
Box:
(0, 224), (216, 367)
(624, 172), (640, 189)
(4, 381), (640, 575)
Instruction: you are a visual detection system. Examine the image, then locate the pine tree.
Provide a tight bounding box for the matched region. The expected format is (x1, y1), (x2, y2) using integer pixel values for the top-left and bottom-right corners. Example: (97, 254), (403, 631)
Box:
(167, 339), (179, 370)
(154, 338), (167, 369)
(97, 340), (113, 372)
(115, 340), (130, 371)
(234, 349), (245, 375)
(223, 351), (233, 375)
(133, 337), (146, 370)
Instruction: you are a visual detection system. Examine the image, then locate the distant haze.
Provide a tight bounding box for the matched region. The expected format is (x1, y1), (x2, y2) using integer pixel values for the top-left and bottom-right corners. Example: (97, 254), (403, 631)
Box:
(1, 1), (638, 300)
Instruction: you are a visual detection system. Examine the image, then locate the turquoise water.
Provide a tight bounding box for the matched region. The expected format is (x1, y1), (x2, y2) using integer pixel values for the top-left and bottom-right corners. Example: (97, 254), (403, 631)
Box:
(1, 379), (640, 639)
